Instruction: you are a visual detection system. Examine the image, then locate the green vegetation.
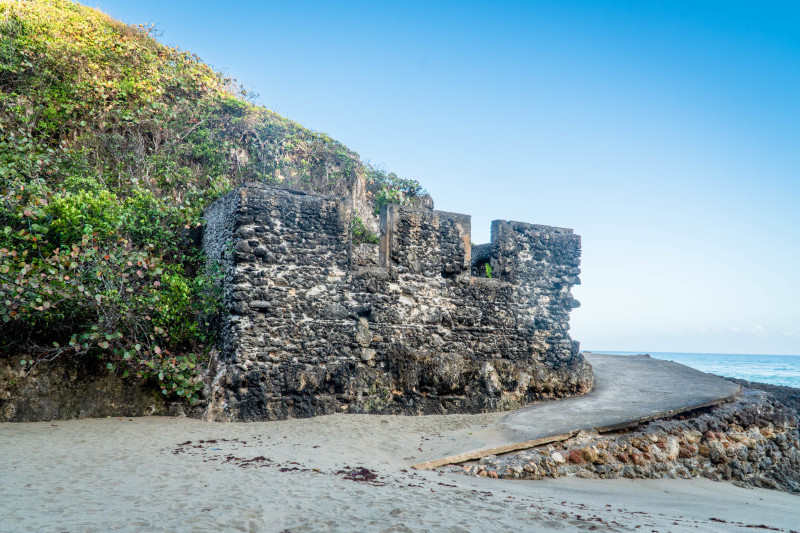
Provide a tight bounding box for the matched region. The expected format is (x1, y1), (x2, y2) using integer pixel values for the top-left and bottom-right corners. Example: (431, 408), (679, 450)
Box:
(485, 263), (493, 279)
(364, 168), (425, 216)
(0, 0), (424, 402)
(351, 216), (379, 245)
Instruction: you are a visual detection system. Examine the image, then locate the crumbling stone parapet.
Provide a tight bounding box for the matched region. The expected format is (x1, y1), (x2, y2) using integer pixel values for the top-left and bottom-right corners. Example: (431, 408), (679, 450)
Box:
(203, 183), (592, 421)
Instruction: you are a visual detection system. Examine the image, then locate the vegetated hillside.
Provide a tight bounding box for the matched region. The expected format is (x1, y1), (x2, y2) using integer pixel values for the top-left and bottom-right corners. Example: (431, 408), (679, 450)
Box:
(0, 0), (425, 403)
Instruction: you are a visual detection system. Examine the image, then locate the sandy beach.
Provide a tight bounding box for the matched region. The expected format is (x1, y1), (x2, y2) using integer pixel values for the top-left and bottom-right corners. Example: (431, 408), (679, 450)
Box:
(2, 413), (798, 533)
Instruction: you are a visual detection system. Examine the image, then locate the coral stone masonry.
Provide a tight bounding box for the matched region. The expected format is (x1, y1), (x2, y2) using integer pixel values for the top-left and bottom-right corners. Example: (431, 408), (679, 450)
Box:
(202, 183), (592, 421)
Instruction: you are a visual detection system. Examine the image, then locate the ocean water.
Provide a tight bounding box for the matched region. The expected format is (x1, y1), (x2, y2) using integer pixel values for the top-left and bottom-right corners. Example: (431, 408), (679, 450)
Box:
(589, 351), (800, 389)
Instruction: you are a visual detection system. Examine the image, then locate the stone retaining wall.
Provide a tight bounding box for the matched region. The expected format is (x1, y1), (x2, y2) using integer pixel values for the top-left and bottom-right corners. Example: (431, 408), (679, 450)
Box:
(202, 183), (592, 421)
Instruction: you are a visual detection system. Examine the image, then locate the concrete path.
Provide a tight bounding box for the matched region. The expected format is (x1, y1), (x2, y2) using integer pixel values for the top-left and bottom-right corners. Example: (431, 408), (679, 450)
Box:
(412, 353), (741, 469)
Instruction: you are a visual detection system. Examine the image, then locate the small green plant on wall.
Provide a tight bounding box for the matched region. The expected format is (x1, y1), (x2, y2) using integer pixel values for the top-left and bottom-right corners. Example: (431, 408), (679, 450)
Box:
(351, 216), (379, 245)
(485, 263), (493, 278)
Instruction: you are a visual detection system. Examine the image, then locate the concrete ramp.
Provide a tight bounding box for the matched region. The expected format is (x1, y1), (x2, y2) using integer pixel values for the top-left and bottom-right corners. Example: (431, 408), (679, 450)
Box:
(412, 353), (741, 469)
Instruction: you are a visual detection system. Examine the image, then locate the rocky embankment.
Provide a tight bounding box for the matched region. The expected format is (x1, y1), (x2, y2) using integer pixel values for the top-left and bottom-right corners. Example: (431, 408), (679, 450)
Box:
(453, 388), (800, 493)
(724, 377), (800, 414)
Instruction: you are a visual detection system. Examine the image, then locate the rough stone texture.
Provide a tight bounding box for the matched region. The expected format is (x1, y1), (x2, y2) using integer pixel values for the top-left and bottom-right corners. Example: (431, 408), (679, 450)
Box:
(0, 355), (184, 421)
(724, 377), (800, 415)
(202, 183), (592, 421)
(455, 389), (800, 493)
(352, 243), (379, 268)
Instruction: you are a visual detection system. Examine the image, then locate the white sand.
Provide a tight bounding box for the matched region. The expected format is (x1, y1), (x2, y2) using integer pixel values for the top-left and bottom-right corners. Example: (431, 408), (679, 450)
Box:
(1, 414), (798, 532)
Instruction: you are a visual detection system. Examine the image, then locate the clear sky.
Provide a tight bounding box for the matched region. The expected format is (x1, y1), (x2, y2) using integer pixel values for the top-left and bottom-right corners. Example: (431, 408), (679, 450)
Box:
(82, 0), (800, 355)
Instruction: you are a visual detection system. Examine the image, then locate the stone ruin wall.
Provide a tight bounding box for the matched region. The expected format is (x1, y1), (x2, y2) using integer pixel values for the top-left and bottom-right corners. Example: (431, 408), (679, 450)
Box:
(202, 183), (593, 421)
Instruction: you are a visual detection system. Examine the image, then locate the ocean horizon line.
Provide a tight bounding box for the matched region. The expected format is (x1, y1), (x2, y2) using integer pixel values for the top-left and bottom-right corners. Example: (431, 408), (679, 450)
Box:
(587, 349), (800, 358)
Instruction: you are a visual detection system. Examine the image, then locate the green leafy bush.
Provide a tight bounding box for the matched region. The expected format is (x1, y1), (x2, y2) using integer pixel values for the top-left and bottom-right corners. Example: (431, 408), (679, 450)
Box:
(351, 215), (379, 245)
(0, 0), (425, 404)
(46, 189), (122, 246)
(364, 167), (426, 215)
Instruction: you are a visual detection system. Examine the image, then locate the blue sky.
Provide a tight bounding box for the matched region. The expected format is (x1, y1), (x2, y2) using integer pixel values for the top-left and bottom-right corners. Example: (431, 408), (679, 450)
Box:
(83, 1), (800, 355)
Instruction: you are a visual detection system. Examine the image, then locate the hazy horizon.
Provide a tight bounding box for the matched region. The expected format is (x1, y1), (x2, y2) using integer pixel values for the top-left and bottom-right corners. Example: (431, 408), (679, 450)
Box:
(82, 0), (800, 356)
(588, 349), (800, 356)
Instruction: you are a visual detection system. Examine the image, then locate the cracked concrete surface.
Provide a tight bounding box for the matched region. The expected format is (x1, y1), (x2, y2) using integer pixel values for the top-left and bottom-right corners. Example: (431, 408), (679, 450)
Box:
(413, 353), (742, 468)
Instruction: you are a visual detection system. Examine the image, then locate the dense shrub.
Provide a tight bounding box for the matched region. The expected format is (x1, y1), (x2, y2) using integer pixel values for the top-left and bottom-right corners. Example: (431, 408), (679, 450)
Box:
(365, 168), (426, 215)
(0, 0), (425, 403)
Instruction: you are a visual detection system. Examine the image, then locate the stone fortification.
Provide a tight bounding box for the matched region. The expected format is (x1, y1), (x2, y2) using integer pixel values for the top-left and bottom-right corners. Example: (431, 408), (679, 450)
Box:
(202, 183), (592, 421)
